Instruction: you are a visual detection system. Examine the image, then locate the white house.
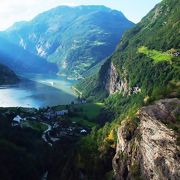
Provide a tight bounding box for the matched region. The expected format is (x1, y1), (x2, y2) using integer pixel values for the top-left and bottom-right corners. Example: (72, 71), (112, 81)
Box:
(80, 129), (87, 133)
(12, 115), (23, 126)
(44, 110), (56, 119)
(81, 100), (87, 104)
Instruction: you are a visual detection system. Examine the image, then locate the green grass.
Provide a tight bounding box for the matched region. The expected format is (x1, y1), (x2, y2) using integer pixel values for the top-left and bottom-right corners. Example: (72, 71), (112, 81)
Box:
(22, 121), (48, 132)
(70, 117), (97, 128)
(70, 103), (105, 128)
(138, 46), (172, 62)
(73, 103), (105, 120)
(53, 103), (105, 128)
(52, 105), (66, 111)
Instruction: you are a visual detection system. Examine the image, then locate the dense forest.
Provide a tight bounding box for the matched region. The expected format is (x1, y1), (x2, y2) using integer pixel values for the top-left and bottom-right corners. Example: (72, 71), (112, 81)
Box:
(0, 0), (179, 179)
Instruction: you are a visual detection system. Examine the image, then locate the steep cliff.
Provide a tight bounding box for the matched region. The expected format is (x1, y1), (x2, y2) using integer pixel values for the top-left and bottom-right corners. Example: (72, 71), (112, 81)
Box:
(72, 0), (179, 179)
(113, 98), (180, 180)
(101, 61), (142, 95)
(76, 0), (179, 100)
(103, 61), (129, 95)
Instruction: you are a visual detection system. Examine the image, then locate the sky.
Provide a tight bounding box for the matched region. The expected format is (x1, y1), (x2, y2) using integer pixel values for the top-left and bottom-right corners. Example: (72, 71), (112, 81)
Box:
(0, 0), (162, 31)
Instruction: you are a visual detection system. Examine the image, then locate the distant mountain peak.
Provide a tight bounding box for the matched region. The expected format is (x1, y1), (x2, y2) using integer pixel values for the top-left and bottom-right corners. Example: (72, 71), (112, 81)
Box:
(76, 0), (179, 99)
(3, 5), (134, 79)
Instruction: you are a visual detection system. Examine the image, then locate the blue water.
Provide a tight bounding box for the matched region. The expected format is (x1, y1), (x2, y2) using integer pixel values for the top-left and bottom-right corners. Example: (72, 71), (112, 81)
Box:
(0, 74), (77, 108)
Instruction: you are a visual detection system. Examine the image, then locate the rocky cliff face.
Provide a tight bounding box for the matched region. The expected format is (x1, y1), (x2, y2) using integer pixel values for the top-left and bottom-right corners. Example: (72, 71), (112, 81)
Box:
(113, 98), (180, 180)
(103, 61), (129, 95)
(102, 61), (141, 95)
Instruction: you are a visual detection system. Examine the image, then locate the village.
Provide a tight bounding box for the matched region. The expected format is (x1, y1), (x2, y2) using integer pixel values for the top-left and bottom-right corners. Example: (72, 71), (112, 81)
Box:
(0, 98), (91, 146)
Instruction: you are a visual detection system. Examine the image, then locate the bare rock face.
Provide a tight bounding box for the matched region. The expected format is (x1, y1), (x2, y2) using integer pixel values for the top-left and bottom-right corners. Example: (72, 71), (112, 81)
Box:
(102, 61), (141, 95)
(113, 98), (180, 180)
(104, 62), (129, 95)
(113, 119), (140, 180)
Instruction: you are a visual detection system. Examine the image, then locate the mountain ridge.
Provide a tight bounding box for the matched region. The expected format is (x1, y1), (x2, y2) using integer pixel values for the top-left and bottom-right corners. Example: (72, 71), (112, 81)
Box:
(71, 0), (180, 179)
(3, 5), (134, 79)
(76, 0), (180, 100)
(0, 35), (58, 74)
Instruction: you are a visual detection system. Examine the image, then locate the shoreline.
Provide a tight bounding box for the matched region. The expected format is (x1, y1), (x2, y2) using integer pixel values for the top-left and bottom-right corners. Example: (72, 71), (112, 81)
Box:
(0, 73), (77, 108)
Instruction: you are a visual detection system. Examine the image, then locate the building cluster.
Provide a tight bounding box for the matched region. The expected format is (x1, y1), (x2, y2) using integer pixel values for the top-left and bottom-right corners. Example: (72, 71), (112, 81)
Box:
(11, 107), (69, 127)
(9, 105), (89, 146)
(44, 109), (69, 120)
(50, 121), (88, 139)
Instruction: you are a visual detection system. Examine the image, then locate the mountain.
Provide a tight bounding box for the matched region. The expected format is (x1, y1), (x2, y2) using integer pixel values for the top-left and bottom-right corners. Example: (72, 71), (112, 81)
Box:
(76, 0), (180, 100)
(0, 36), (58, 74)
(113, 98), (180, 180)
(0, 1), (179, 180)
(72, 0), (180, 179)
(2, 5), (134, 79)
(0, 63), (19, 85)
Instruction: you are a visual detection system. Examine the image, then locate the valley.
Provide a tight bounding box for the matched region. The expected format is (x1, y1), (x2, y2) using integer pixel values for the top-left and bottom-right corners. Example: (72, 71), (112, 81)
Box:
(0, 0), (179, 180)
(0, 102), (106, 180)
(2, 5), (134, 80)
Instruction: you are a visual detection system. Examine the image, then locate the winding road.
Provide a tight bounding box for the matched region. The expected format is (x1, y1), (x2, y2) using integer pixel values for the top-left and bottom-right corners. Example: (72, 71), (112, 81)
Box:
(41, 122), (52, 146)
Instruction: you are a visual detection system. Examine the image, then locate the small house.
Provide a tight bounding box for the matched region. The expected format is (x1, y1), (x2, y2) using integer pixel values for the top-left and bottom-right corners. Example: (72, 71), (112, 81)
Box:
(56, 110), (68, 116)
(44, 110), (56, 119)
(12, 115), (23, 126)
(80, 129), (87, 133)
(81, 100), (87, 104)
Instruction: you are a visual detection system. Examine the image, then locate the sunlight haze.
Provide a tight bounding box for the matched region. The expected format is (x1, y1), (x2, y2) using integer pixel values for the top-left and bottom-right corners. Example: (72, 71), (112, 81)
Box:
(0, 0), (162, 30)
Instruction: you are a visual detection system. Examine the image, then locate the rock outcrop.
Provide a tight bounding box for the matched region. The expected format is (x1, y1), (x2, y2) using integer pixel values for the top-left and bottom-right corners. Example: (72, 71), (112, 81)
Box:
(113, 98), (180, 180)
(103, 61), (129, 95)
(102, 61), (141, 95)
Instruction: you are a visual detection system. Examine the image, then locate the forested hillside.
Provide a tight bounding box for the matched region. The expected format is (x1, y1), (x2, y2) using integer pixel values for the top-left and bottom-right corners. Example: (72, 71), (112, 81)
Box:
(73, 0), (180, 179)
(76, 0), (180, 101)
(0, 0), (179, 179)
(3, 5), (134, 79)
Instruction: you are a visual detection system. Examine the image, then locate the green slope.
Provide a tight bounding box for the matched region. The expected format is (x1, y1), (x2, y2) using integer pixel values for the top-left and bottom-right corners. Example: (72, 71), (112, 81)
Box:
(0, 63), (19, 85)
(3, 5), (134, 79)
(77, 0), (180, 100)
(70, 0), (180, 178)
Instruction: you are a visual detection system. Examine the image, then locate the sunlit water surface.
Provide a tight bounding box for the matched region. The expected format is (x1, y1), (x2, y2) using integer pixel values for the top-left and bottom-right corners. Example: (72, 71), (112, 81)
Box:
(0, 74), (77, 108)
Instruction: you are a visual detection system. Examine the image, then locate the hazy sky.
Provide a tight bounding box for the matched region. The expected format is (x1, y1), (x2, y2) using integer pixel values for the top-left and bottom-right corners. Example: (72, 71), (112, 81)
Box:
(0, 0), (162, 30)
